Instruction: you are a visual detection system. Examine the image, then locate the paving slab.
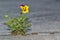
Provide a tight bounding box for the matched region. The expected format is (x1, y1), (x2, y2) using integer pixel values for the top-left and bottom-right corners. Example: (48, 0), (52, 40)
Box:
(0, 0), (60, 35)
(0, 1), (60, 40)
(0, 33), (60, 40)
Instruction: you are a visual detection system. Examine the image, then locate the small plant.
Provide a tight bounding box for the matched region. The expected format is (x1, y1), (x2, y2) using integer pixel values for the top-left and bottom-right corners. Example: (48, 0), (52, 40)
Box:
(6, 14), (31, 35)
(5, 4), (31, 35)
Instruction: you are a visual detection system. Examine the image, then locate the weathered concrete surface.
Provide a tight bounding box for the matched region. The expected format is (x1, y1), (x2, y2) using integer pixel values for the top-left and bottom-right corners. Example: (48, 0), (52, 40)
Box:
(0, 33), (60, 40)
(0, 0), (60, 40)
(0, 0), (60, 35)
(31, 21), (60, 33)
(1, 20), (60, 35)
(1, 0), (60, 35)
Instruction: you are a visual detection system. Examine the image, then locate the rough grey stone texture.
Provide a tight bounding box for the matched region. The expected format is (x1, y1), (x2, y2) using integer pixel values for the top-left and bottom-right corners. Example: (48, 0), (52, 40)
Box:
(0, 33), (60, 40)
(0, 0), (60, 36)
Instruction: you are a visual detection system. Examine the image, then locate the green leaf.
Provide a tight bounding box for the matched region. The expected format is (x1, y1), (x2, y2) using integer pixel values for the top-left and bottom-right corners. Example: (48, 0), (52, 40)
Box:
(5, 14), (31, 35)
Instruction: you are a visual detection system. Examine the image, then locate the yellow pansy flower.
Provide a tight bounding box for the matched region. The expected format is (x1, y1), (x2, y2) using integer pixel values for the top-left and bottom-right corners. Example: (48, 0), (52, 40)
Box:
(20, 5), (29, 14)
